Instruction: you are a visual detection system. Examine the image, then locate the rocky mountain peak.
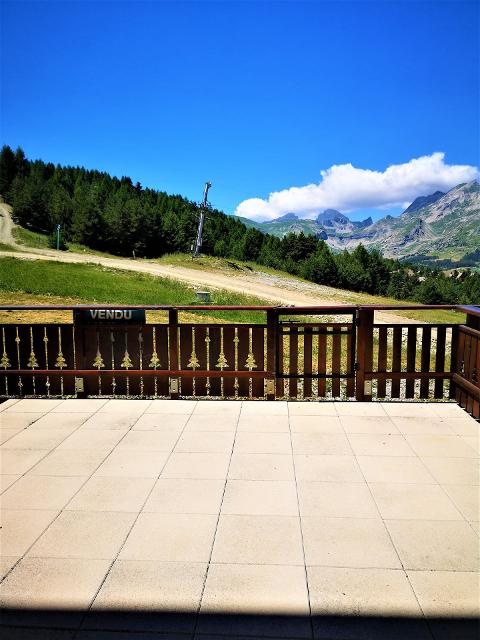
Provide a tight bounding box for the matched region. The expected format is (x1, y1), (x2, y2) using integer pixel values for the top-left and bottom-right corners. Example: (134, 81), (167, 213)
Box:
(316, 209), (349, 225)
(271, 212), (298, 223)
(403, 191), (445, 215)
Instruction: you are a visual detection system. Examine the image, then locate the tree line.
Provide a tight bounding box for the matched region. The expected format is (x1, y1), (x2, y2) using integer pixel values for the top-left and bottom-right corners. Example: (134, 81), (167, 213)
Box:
(0, 144), (478, 305)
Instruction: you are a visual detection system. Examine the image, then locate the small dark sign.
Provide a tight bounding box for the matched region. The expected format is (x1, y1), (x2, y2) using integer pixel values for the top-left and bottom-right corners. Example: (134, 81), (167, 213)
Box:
(75, 309), (146, 324)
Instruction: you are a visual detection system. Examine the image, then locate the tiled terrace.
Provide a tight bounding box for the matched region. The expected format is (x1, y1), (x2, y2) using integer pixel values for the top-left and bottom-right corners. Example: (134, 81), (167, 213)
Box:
(0, 398), (478, 640)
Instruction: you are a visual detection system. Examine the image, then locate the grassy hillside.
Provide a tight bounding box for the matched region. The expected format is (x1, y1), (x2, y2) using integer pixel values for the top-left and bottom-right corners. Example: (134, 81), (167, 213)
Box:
(0, 257), (271, 324)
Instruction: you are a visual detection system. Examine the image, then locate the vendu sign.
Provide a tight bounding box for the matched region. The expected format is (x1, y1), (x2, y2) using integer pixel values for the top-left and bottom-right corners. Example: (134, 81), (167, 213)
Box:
(74, 309), (146, 324)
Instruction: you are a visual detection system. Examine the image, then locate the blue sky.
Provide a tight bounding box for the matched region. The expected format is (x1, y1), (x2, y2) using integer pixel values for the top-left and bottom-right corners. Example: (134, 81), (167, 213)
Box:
(1, 0), (478, 221)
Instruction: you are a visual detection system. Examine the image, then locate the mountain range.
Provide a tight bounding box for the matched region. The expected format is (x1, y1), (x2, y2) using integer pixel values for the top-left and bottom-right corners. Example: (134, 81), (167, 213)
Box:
(235, 181), (480, 265)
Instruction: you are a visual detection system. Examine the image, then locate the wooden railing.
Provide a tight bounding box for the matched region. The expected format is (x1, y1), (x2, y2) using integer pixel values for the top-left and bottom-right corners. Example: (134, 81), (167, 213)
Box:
(0, 304), (479, 419)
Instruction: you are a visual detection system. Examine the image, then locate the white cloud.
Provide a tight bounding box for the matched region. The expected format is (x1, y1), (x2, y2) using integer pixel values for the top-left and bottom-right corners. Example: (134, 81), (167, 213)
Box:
(235, 153), (479, 221)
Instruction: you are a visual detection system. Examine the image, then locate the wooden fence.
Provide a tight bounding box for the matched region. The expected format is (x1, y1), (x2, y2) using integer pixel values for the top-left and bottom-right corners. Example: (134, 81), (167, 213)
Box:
(0, 304), (479, 419)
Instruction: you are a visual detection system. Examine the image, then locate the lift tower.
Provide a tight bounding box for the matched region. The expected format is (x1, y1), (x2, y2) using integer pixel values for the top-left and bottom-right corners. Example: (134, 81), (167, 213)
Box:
(192, 181), (212, 259)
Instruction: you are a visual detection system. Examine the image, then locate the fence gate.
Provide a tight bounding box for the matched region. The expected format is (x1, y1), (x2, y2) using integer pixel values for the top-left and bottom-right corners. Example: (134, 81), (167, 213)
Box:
(274, 308), (357, 400)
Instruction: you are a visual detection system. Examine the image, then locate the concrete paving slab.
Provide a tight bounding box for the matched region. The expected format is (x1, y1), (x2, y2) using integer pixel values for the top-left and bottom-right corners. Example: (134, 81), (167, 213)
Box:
(0, 412), (45, 429)
(356, 455), (436, 484)
(0, 509), (59, 556)
(385, 519), (479, 570)
(175, 431), (235, 453)
(405, 434), (478, 458)
(0, 449), (49, 474)
(288, 402), (337, 416)
(161, 452), (230, 479)
(291, 433), (351, 455)
(390, 417), (456, 436)
(66, 476), (156, 512)
(302, 516), (401, 568)
(27, 510), (136, 559)
(51, 399), (109, 413)
(369, 482), (463, 520)
(228, 453), (295, 481)
(0, 474), (20, 491)
(420, 456), (480, 485)
(347, 433), (415, 457)
(29, 449), (108, 477)
(240, 401), (288, 416)
(236, 414), (289, 433)
(27, 412), (92, 430)
(381, 402), (439, 418)
(339, 415), (399, 434)
(93, 449), (169, 478)
(2, 399), (63, 413)
(211, 514), (304, 565)
(407, 570), (480, 616)
(442, 484), (480, 521)
(287, 416), (343, 434)
(87, 560), (208, 633)
(116, 430), (179, 452)
(185, 413), (238, 431)
(144, 478), (225, 514)
(0, 475), (86, 510)
(119, 512), (217, 562)
(221, 480), (298, 516)
(146, 399), (196, 414)
(199, 563), (310, 637)
(0, 429), (22, 444)
(98, 399), (152, 414)
(307, 565), (422, 616)
(0, 557), (110, 627)
(297, 481), (379, 518)
(79, 413), (140, 430)
(294, 454), (364, 482)
(57, 429), (128, 452)
(335, 402), (387, 417)
(132, 413), (190, 430)
(234, 432), (291, 454)
(0, 555), (18, 579)
(1, 428), (76, 450)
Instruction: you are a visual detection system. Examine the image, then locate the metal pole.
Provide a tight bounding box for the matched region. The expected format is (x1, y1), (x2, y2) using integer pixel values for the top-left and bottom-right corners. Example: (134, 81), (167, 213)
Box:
(192, 182), (211, 259)
(56, 224), (61, 250)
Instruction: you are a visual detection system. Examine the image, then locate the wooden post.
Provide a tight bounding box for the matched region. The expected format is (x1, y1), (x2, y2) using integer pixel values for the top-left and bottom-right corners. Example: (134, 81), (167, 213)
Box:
(266, 309), (277, 400)
(355, 308), (374, 402)
(168, 309), (179, 399)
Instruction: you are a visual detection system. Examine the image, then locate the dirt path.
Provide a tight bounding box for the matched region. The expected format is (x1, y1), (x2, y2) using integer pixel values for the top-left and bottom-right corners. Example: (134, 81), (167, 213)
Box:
(0, 203), (17, 247)
(0, 203), (409, 324)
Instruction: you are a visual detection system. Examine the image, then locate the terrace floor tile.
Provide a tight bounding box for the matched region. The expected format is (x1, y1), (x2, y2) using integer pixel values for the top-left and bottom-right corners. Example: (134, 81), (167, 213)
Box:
(143, 478), (225, 514)
(221, 479), (298, 516)
(385, 519), (479, 570)
(27, 510), (136, 560)
(302, 516), (401, 568)
(119, 512), (217, 562)
(211, 514), (304, 565)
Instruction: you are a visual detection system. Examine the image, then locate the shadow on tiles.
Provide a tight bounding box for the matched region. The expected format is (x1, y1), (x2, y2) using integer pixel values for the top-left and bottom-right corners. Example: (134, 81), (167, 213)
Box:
(0, 608), (478, 639)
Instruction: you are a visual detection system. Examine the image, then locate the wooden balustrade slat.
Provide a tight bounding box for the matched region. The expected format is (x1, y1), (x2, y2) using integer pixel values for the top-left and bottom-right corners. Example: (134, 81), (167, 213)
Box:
(391, 326), (402, 398)
(303, 330), (313, 398)
(289, 327), (299, 399)
(332, 331), (341, 397)
(420, 326), (432, 398)
(317, 332), (327, 398)
(434, 325), (447, 399)
(377, 326), (388, 398)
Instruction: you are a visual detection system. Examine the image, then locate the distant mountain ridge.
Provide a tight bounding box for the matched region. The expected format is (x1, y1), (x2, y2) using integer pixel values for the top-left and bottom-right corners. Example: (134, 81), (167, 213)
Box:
(234, 181), (480, 265)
